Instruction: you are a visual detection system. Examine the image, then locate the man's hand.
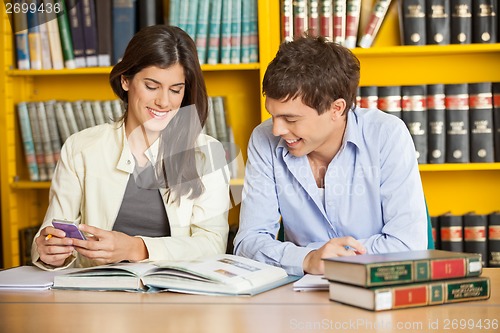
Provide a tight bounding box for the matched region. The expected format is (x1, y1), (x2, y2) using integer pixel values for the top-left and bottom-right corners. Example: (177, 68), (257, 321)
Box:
(302, 236), (366, 275)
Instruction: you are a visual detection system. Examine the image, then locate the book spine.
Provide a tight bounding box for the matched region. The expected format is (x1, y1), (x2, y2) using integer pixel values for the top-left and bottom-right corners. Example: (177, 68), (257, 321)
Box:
(36, 102), (56, 179)
(319, 0), (334, 41)
(16, 102), (39, 181)
(220, 0), (232, 64)
(56, 0), (76, 68)
(177, 0), (189, 31)
(493, 82), (500, 162)
(101, 100), (115, 123)
(92, 101), (106, 125)
(401, 85), (428, 164)
(468, 82), (494, 162)
(359, 86), (378, 109)
(377, 86), (402, 118)
(95, 0), (112, 67)
(445, 83), (469, 163)
(401, 0), (427, 45)
(82, 101), (97, 127)
(307, 0), (320, 37)
(439, 213), (464, 252)
(427, 84), (446, 163)
(293, 0), (308, 38)
(240, 0), (251, 63)
(27, 102), (49, 181)
(137, 0), (163, 29)
(332, 0), (346, 45)
(282, 0), (294, 41)
(27, 0), (43, 70)
(472, 0), (497, 43)
(112, 0), (137, 64)
(111, 100), (125, 119)
(167, 0), (180, 26)
(358, 0), (392, 48)
(344, 0), (361, 48)
(212, 96), (229, 144)
(185, 0), (199, 40)
(82, 0), (98, 67)
(205, 96), (218, 138)
(63, 101), (79, 134)
(72, 100), (87, 130)
(248, 0), (258, 63)
(488, 212), (500, 267)
(450, 0), (472, 44)
(67, 0), (87, 68)
(196, 0), (210, 64)
(426, 0), (451, 44)
(230, 0), (242, 64)
(207, 0), (222, 65)
(38, 8), (53, 69)
(44, 0), (65, 69)
(54, 101), (71, 143)
(44, 100), (62, 163)
(13, 0), (30, 70)
(463, 213), (488, 266)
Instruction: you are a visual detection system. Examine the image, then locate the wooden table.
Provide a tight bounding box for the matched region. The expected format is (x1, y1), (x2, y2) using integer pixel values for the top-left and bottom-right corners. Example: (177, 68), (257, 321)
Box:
(0, 268), (498, 333)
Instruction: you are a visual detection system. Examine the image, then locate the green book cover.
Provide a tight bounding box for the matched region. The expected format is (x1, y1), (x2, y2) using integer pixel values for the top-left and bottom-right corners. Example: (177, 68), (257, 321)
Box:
(55, 0), (76, 68)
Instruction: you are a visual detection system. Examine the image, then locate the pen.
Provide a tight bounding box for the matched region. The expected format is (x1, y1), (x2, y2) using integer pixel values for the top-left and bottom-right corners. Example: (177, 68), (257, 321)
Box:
(45, 234), (52, 241)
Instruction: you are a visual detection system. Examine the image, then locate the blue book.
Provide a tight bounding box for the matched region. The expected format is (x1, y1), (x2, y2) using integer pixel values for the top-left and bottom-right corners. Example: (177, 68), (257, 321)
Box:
(67, 0), (87, 68)
(220, 0), (232, 64)
(229, 0), (242, 64)
(27, 0), (42, 69)
(207, 0), (222, 65)
(240, 0), (251, 63)
(16, 103), (39, 181)
(82, 0), (99, 67)
(168, 0), (180, 26)
(196, 0), (210, 64)
(248, 0), (258, 63)
(185, 0), (199, 40)
(13, 0), (30, 70)
(112, 0), (137, 64)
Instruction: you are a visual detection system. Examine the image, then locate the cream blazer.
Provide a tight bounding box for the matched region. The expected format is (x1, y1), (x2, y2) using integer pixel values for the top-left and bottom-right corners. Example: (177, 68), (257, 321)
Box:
(32, 123), (230, 270)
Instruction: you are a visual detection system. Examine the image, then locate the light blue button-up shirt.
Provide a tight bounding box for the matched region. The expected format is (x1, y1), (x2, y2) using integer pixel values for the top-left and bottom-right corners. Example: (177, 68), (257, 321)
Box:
(234, 107), (427, 276)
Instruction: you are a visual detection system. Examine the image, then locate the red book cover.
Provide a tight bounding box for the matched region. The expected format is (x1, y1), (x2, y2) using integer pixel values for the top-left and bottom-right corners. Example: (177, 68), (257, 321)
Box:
(393, 285), (428, 308)
(308, 0), (320, 36)
(345, 0), (362, 48)
(332, 0), (346, 44)
(319, 0), (334, 40)
(293, 0), (308, 38)
(282, 0), (294, 41)
(430, 258), (466, 279)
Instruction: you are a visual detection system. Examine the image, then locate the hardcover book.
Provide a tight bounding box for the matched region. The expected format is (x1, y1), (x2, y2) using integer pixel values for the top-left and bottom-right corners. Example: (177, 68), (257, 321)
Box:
(319, 0), (334, 41)
(82, 0), (99, 67)
(468, 82), (494, 163)
(52, 254), (295, 295)
(488, 212), (500, 267)
(16, 102), (39, 181)
(322, 250), (482, 287)
(293, 0), (308, 38)
(358, 0), (393, 48)
(137, 0), (163, 29)
(112, 0), (137, 64)
(359, 86), (378, 109)
(55, 0), (76, 69)
(427, 84), (446, 163)
(44, 0), (65, 69)
(401, 85), (428, 164)
(445, 83), (469, 163)
(472, 0), (497, 43)
(400, 0), (427, 45)
(27, 0), (42, 70)
(450, 0), (472, 44)
(207, 0), (223, 65)
(282, 0), (294, 41)
(344, 0), (362, 48)
(95, 0), (112, 67)
(329, 276), (490, 311)
(463, 213), (488, 266)
(332, 0), (346, 45)
(13, 0), (30, 70)
(67, 0), (87, 68)
(439, 213), (464, 252)
(426, 0), (450, 44)
(307, 0), (320, 37)
(377, 86), (402, 118)
(493, 82), (500, 162)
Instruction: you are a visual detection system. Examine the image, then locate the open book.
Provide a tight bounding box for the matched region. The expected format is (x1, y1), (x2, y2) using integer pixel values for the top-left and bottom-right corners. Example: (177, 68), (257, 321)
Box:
(53, 254), (297, 296)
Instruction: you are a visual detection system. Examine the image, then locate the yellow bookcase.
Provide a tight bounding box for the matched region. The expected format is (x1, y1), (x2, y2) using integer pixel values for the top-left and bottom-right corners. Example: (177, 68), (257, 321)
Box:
(1, 0), (500, 268)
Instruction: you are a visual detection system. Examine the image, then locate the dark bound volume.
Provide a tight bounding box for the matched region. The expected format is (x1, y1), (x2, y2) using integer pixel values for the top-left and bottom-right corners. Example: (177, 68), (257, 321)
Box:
(112, 0), (137, 64)
(378, 86), (402, 119)
(468, 82), (494, 162)
(400, 0), (426, 45)
(402, 85), (428, 163)
(82, 0), (98, 67)
(463, 213), (488, 266)
(19, 225), (40, 266)
(427, 84), (446, 163)
(426, 0), (450, 44)
(67, 0), (86, 68)
(488, 212), (500, 267)
(431, 216), (441, 249)
(96, 0), (112, 66)
(293, 0), (307, 38)
(450, 0), (472, 44)
(493, 82), (500, 161)
(439, 213), (464, 252)
(359, 86), (378, 109)
(137, 0), (163, 29)
(472, 0), (498, 43)
(445, 84), (469, 163)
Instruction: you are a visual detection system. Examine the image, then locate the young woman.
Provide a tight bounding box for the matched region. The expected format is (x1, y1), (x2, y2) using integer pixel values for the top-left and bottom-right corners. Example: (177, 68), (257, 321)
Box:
(32, 26), (230, 270)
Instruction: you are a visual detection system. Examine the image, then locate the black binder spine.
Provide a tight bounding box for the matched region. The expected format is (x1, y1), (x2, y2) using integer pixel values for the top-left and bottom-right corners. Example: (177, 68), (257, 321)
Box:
(488, 212), (500, 267)
(427, 84), (446, 163)
(401, 0), (427, 45)
(469, 82), (494, 162)
(472, 0), (498, 43)
(426, 0), (450, 44)
(445, 84), (469, 163)
(359, 86), (378, 109)
(439, 213), (464, 253)
(402, 85), (428, 163)
(378, 86), (402, 119)
(463, 213), (488, 266)
(450, 0), (472, 44)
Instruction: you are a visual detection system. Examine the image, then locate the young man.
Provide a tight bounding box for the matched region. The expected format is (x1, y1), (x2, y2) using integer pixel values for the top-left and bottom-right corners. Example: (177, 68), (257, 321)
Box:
(234, 36), (427, 276)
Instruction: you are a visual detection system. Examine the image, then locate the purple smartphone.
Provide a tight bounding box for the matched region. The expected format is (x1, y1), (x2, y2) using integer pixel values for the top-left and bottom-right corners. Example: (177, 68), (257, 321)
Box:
(52, 219), (87, 240)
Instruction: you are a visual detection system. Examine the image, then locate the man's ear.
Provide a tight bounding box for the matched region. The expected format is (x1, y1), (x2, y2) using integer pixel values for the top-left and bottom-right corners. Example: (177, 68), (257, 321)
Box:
(121, 75), (129, 92)
(330, 98), (347, 120)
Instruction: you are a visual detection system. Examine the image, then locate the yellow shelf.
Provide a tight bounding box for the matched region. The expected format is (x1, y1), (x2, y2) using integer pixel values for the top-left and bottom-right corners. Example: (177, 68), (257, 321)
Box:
(353, 43), (500, 57)
(419, 163), (500, 172)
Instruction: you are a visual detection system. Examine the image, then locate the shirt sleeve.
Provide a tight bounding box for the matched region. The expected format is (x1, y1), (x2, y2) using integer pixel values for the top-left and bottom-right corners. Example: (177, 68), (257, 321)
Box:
(233, 127), (312, 276)
(358, 118), (428, 252)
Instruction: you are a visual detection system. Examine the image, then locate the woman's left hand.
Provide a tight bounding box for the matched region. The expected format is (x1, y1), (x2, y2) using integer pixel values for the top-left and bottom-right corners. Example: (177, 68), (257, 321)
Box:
(72, 224), (148, 264)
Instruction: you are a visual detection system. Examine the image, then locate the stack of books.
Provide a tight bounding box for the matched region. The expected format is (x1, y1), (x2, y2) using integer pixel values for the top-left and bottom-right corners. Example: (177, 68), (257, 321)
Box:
(323, 250), (490, 311)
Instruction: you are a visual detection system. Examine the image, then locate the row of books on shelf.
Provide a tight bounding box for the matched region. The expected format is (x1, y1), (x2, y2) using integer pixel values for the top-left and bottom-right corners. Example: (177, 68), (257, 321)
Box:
(16, 96), (237, 183)
(430, 211), (500, 267)
(323, 250), (490, 311)
(356, 82), (500, 164)
(281, 0), (497, 48)
(12, 0), (258, 70)
(168, 0), (259, 65)
(400, 0), (498, 45)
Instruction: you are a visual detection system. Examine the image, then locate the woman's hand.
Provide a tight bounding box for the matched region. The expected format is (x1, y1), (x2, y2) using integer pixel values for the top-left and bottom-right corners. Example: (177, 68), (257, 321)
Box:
(35, 226), (75, 267)
(71, 224), (149, 265)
